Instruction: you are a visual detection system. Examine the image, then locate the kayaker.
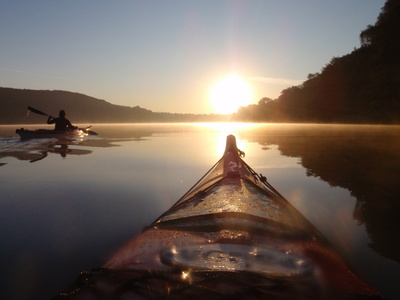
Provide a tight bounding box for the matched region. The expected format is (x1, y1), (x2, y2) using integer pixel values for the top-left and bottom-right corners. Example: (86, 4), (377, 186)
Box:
(47, 110), (77, 131)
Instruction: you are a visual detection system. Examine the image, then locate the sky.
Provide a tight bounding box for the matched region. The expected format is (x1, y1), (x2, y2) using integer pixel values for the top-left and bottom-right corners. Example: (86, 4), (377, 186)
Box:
(0, 0), (385, 114)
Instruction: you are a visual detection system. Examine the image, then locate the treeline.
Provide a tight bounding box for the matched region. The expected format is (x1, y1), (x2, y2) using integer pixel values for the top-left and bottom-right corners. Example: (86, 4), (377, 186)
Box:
(0, 88), (228, 124)
(233, 0), (400, 124)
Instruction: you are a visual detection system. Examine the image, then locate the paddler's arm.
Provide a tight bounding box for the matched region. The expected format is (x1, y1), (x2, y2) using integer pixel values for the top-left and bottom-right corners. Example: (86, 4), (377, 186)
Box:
(47, 116), (55, 124)
(66, 119), (77, 130)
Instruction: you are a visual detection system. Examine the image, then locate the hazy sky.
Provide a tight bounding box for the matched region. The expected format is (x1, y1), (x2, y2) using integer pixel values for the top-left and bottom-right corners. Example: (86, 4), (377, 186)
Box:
(1, 1), (385, 114)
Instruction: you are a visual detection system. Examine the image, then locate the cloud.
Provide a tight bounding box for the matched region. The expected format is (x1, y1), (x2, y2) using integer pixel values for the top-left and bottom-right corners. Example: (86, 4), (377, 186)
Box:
(248, 76), (304, 86)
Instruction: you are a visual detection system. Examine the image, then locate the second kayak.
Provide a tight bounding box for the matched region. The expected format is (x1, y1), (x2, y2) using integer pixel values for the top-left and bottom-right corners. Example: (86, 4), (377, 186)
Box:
(16, 127), (97, 139)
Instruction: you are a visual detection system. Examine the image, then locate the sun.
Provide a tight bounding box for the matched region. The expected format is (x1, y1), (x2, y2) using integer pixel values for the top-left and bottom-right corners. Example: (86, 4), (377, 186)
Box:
(210, 74), (252, 114)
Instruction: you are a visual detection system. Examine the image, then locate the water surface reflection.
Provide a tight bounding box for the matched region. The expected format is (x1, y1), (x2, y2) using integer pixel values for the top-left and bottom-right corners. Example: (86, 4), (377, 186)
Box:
(0, 123), (399, 299)
(244, 124), (400, 261)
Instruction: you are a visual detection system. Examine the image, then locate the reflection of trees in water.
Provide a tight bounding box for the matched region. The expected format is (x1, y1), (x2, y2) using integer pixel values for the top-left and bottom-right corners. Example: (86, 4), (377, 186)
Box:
(246, 125), (400, 263)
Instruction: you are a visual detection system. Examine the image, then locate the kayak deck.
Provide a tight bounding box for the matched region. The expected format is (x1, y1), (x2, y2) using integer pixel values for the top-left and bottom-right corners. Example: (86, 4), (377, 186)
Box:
(156, 177), (315, 233)
(151, 134), (321, 239)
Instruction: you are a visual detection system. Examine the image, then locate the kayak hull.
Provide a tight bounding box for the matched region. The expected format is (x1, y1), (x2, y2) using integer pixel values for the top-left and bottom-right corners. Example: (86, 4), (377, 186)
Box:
(16, 128), (92, 139)
(53, 135), (381, 299)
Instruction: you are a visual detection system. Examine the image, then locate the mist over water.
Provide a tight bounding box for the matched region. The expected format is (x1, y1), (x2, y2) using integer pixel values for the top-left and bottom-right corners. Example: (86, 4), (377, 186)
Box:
(1, 123), (399, 300)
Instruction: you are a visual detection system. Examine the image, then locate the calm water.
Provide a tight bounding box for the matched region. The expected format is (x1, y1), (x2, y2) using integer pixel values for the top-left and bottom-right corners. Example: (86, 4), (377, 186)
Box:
(1, 123), (400, 300)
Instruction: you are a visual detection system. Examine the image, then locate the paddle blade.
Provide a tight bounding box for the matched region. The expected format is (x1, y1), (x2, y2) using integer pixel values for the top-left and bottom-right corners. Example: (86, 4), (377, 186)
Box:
(28, 106), (49, 116)
(87, 130), (98, 135)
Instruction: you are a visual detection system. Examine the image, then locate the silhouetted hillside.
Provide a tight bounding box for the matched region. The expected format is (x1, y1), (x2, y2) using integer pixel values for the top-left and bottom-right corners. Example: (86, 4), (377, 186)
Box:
(234, 0), (400, 124)
(0, 88), (228, 124)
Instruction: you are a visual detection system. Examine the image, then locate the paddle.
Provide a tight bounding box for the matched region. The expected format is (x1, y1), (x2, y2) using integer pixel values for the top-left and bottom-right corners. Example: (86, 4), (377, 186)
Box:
(28, 106), (49, 116)
(27, 106), (98, 135)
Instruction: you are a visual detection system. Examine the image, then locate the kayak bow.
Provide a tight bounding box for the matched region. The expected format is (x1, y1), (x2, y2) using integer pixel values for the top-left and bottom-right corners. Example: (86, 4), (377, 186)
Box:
(54, 135), (381, 299)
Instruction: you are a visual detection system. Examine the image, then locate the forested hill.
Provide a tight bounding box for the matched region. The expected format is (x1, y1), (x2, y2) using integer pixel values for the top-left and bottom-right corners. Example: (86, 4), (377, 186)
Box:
(0, 87), (227, 124)
(233, 0), (400, 124)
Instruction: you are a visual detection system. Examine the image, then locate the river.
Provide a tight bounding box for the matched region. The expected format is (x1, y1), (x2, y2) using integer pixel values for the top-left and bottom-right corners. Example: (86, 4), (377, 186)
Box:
(1, 123), (399, 299)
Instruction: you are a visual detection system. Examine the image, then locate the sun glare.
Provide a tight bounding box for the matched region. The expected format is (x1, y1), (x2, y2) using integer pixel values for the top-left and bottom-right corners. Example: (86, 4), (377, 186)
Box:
(210, 74), (252, 114)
